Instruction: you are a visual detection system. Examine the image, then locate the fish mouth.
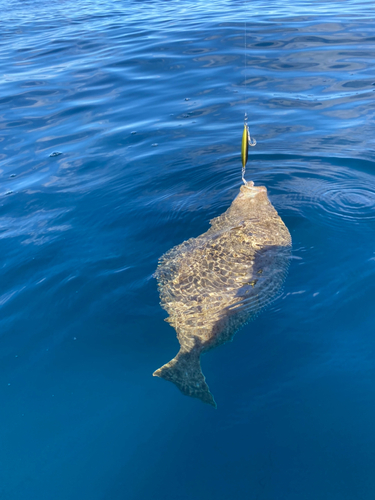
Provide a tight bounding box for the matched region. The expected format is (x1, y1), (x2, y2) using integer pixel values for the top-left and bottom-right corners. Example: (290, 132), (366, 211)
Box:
(240, 181), (267, 197)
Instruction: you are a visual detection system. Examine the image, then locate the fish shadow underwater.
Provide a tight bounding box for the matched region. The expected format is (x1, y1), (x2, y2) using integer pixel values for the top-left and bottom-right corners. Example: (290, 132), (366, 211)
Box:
(153, 182), (291, 408)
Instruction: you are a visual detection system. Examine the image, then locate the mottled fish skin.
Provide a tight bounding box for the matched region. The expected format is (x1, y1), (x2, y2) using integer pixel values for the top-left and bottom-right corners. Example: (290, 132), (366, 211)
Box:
(153, 182), (291, 408)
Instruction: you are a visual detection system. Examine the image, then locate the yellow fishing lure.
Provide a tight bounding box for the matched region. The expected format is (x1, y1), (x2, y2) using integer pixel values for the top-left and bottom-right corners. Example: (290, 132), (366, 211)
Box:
(241, 123), (256, 184)
(241, 124), (249, 169)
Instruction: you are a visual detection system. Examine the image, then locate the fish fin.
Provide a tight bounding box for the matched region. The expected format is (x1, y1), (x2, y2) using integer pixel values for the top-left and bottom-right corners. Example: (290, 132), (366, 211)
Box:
(153, 348), (217, 408)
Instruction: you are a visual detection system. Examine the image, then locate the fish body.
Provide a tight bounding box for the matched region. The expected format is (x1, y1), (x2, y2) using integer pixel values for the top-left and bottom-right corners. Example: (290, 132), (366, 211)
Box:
(154, 182), (291, 407)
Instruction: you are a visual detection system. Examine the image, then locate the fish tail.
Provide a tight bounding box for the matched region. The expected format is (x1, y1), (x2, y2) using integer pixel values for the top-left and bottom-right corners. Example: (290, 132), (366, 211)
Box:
(153, 347), (217, 408)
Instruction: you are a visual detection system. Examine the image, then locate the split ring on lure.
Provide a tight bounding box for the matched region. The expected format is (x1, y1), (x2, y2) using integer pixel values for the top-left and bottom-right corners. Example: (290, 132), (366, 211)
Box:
(241, 124), (256, 184)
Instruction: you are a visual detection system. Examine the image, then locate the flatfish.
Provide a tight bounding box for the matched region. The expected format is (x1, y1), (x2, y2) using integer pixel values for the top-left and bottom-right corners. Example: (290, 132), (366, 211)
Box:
(154, 182), (291, 407)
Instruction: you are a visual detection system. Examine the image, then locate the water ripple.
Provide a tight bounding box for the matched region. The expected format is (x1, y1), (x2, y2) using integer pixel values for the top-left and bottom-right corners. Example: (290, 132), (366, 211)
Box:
(312, 182), (375, 225)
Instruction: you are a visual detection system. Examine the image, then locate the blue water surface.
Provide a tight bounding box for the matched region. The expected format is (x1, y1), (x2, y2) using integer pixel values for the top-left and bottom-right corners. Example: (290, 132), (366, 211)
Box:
(1, 0), (375, 498)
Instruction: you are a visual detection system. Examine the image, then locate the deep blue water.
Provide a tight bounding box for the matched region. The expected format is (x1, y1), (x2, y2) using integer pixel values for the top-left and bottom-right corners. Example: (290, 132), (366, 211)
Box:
(1, 0), (375, 498)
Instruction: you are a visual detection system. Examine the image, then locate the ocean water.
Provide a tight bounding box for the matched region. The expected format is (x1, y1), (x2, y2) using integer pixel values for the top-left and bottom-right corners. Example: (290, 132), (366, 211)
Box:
(1, 0), (375, 498)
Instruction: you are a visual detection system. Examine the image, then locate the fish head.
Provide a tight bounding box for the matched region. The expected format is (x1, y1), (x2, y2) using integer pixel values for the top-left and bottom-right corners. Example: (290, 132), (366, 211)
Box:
(231, 181), (270, 215)
(239, 181), (267, 200)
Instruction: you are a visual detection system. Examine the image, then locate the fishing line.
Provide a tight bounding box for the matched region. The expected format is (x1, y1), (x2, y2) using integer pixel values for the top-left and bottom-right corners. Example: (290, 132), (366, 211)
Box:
(241, 0), (256, 185)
